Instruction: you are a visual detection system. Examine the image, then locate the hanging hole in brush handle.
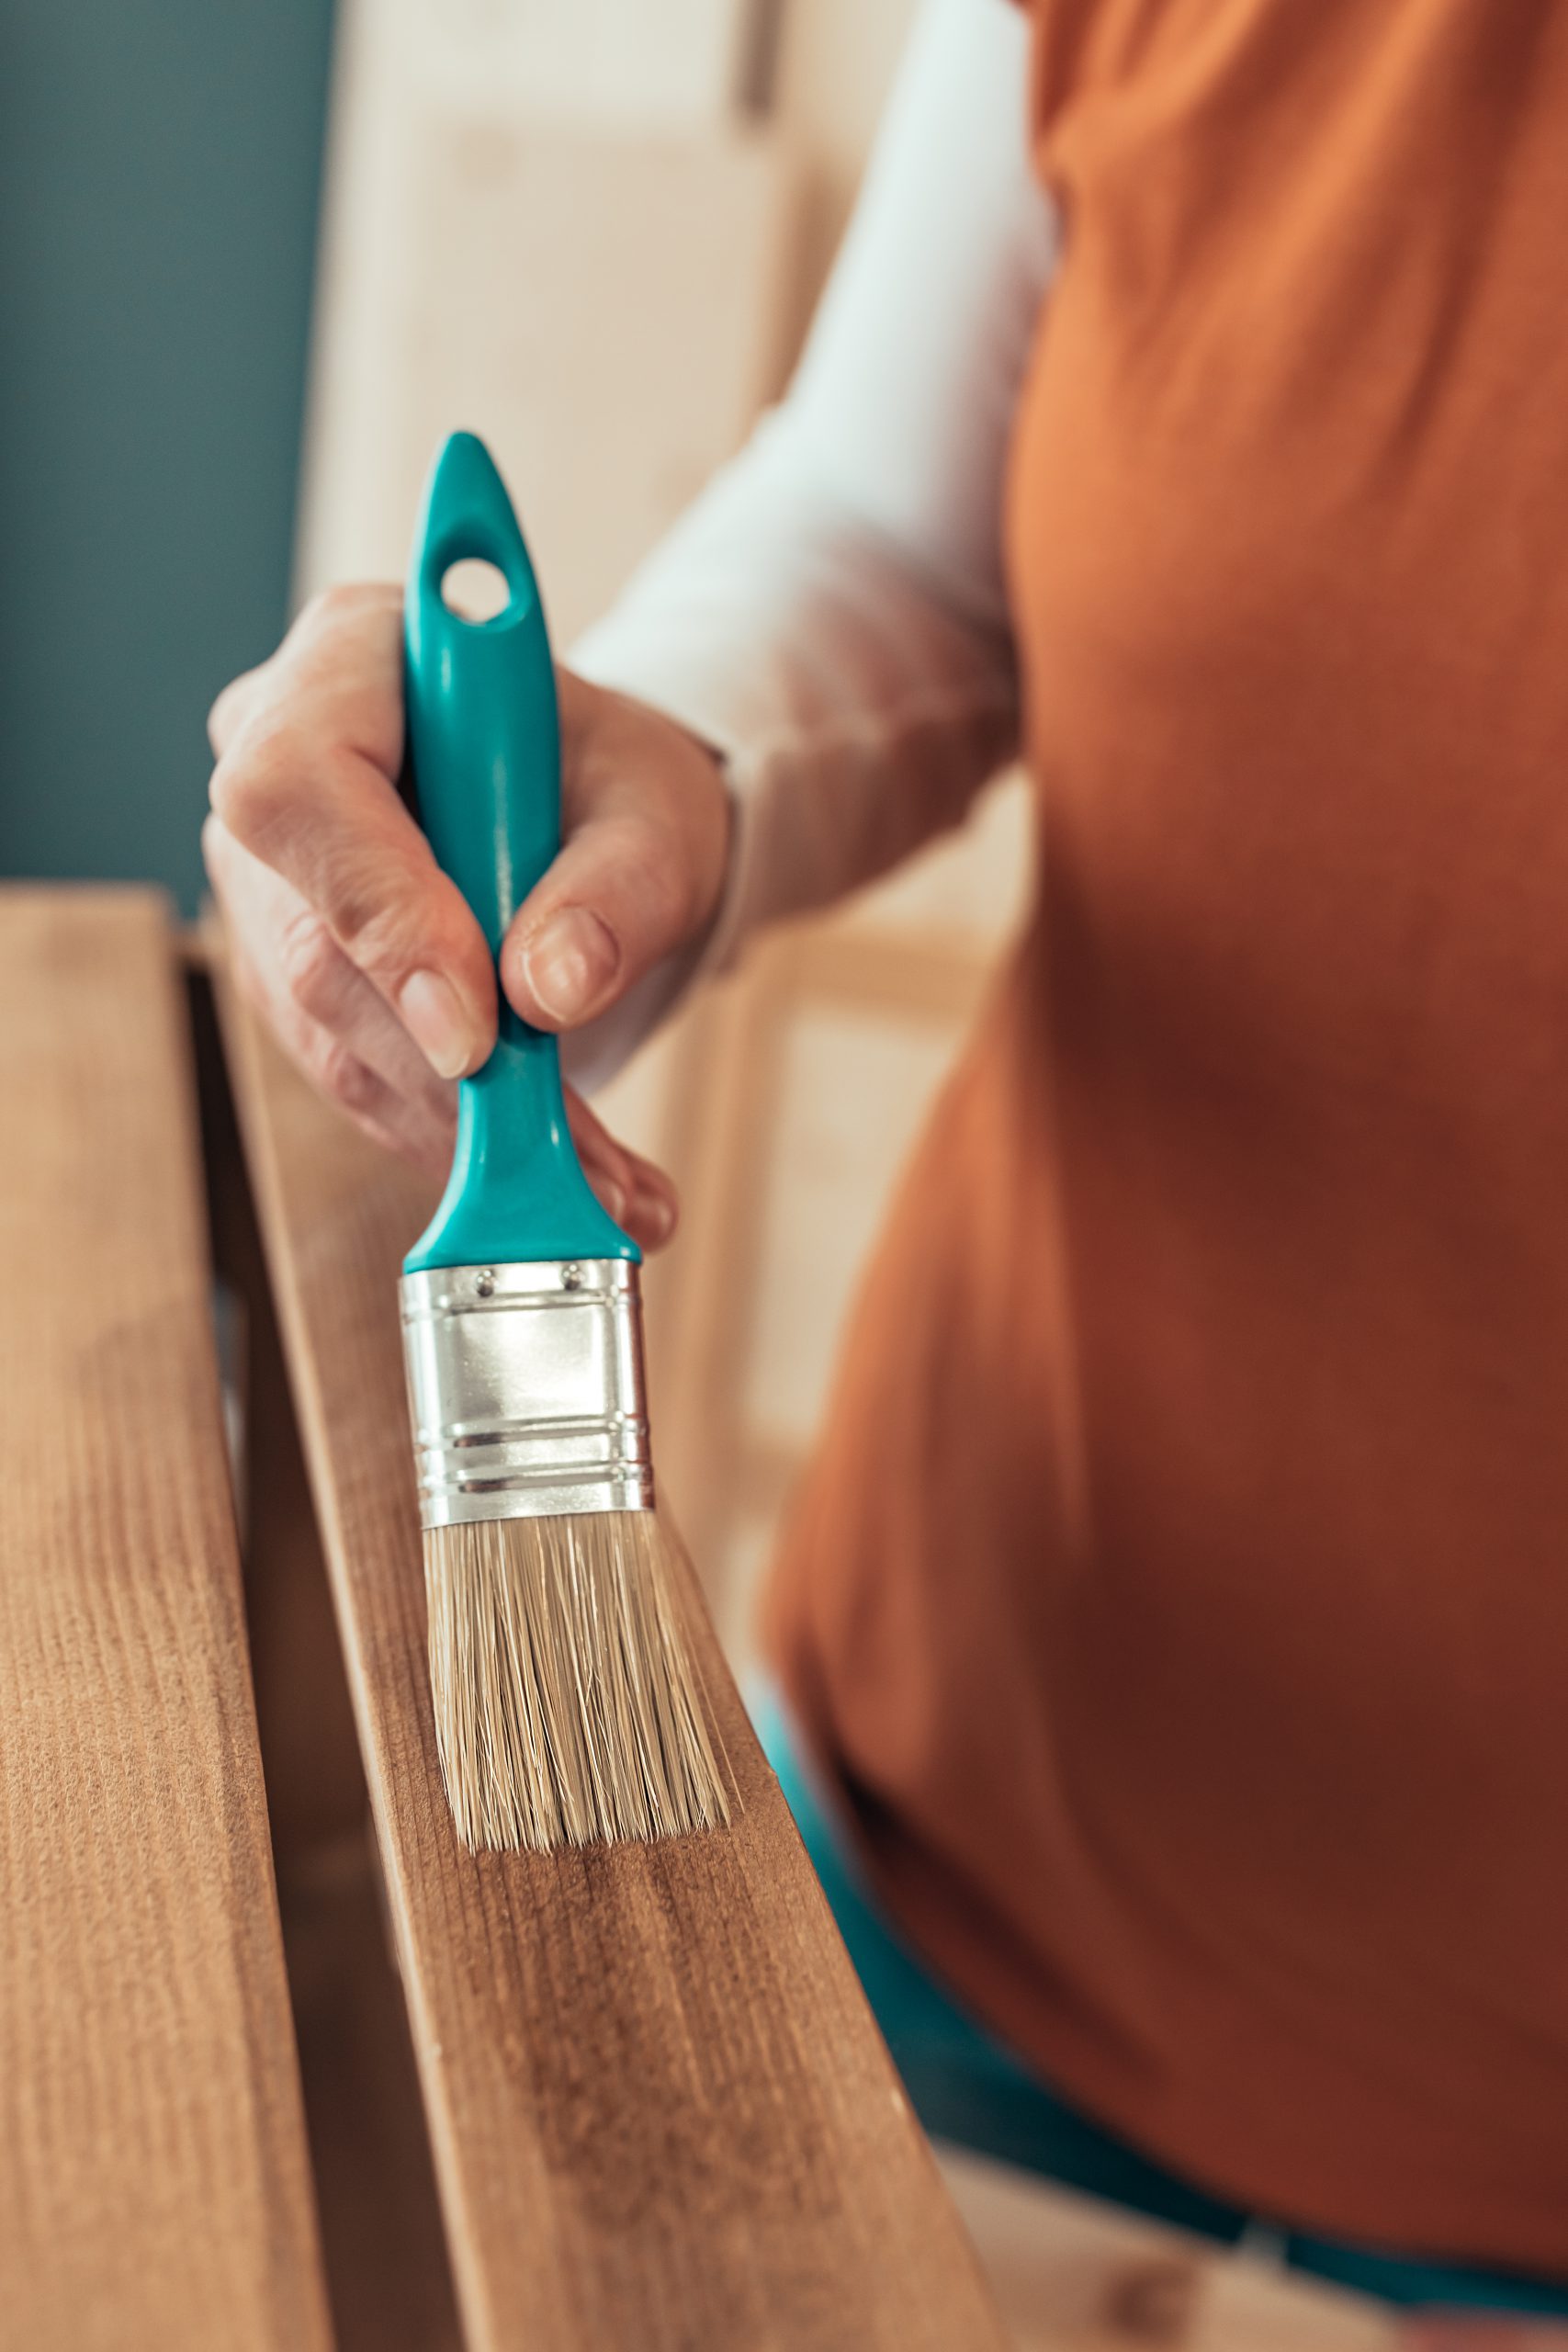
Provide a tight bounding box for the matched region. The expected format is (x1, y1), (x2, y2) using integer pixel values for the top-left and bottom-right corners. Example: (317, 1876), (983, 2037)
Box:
(439, 558), (512, 623)
(401, 431), (637, 1276)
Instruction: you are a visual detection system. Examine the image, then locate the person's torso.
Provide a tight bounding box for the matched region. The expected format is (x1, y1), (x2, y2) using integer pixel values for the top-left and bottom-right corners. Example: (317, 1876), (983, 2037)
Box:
(767, 0), (1568, 2269)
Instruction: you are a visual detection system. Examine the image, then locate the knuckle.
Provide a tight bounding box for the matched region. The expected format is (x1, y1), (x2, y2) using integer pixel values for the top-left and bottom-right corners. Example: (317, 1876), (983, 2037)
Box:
(276, 910), (343, 1020)
(299, 582), (363, 636)
(320, 841), (431, 977)
(310, 580), (392, 625)
(320, 864), (384, 956)
(208, 660), (274, 756)
(321, 873), (400, 967)
(209, 719), (304, 847)
(292, 582), (400, 666)
(199, 812), (228, 883)
(207, 679), (243, 757)
(312, 1035), (382, 1117)
(206, 753), (244, 832)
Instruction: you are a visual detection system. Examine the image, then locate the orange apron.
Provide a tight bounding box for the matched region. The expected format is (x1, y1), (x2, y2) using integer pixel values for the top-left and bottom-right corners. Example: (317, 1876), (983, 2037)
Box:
(765, 0), (1568, 2270)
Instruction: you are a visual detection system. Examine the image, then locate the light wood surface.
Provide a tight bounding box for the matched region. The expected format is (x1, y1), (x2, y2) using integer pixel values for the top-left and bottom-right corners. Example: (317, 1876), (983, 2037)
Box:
(193, 967), (464, 2349)
(214, 957), (1008, 2352)
(328, 0), (759, 135)
(0, 889), (332, 2351)
(192, 958), (368, 1863)
(298, 74), (797, 639)
(937, 2150), (1398, 2352)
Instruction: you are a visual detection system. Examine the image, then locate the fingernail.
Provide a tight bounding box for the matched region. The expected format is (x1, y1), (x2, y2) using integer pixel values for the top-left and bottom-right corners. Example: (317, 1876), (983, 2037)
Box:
(400, 970), (475, 1080)
(522, 908), (618, 1024)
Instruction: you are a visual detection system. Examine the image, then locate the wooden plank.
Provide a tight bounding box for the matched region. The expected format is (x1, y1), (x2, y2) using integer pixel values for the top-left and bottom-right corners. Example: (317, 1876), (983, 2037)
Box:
(352, 0), (760, 127)
(296, 88), (797, 639)
(191, 966), (463, 2351)
(213, 952), (1007, 2352)
(191, 958), (369, 1863)
(0, 888), (333, 2351)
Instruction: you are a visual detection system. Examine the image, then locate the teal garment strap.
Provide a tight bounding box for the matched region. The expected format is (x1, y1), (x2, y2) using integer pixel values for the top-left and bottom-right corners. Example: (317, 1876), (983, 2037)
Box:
(401, 431), (636, 1276)
(750, 1683), (1249, 2245)
(752, 1683), (1568, 2314)
(1284, 2237), (1568, 2318)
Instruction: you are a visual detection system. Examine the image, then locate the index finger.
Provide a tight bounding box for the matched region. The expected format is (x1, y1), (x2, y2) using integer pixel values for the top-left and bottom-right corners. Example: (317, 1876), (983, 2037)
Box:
(209, 585), (497, 1079)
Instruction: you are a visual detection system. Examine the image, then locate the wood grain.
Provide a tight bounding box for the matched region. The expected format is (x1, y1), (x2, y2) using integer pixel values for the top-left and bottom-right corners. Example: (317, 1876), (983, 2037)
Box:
(214, 955), (1007, 2352)
(0, 889), (332, 2351)
(191, 965), (463, 2349)
(190, 952), (369, 1863)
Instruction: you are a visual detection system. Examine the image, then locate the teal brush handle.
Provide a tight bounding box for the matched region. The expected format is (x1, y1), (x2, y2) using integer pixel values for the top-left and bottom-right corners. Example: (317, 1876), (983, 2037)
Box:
(401, 432), (636, 1276)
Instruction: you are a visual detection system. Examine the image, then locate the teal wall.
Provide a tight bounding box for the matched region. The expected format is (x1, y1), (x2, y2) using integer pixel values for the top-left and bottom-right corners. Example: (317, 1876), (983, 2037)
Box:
(0, 0), (337, 912)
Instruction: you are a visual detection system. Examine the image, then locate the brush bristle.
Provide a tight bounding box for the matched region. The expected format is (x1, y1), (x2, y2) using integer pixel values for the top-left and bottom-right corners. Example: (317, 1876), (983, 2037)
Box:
(423, 1512), (731, 1852)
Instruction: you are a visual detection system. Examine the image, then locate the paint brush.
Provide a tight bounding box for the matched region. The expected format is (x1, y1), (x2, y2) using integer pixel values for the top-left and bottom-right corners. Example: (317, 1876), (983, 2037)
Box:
(399, 430), (728, 1851)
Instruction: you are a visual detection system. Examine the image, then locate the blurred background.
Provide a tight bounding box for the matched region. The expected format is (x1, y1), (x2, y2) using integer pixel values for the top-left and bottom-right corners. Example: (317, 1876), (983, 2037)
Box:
(0, 0), (1032, 1681)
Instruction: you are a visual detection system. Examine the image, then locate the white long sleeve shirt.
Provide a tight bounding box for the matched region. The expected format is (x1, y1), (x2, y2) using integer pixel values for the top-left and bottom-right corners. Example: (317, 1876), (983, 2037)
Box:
(565, 0), (1057, 1089)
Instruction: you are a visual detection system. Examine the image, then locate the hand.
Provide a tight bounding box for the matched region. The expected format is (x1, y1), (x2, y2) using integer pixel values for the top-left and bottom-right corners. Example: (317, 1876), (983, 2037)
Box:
(205, 583), (731, 1251)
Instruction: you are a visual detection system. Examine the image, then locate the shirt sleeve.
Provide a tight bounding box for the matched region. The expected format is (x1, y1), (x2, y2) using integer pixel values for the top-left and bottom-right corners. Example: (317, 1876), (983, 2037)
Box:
(564, 0), (1057, 1091)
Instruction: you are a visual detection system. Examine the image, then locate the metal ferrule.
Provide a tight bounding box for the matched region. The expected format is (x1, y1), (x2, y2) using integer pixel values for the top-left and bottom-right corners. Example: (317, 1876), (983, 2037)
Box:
(400, 1259), (654, 1529)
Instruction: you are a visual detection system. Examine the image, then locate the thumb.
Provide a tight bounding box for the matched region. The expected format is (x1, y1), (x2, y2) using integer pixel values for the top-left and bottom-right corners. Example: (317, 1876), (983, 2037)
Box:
(499, 816), (661, 1032)
(498, 682), (728, 1032)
